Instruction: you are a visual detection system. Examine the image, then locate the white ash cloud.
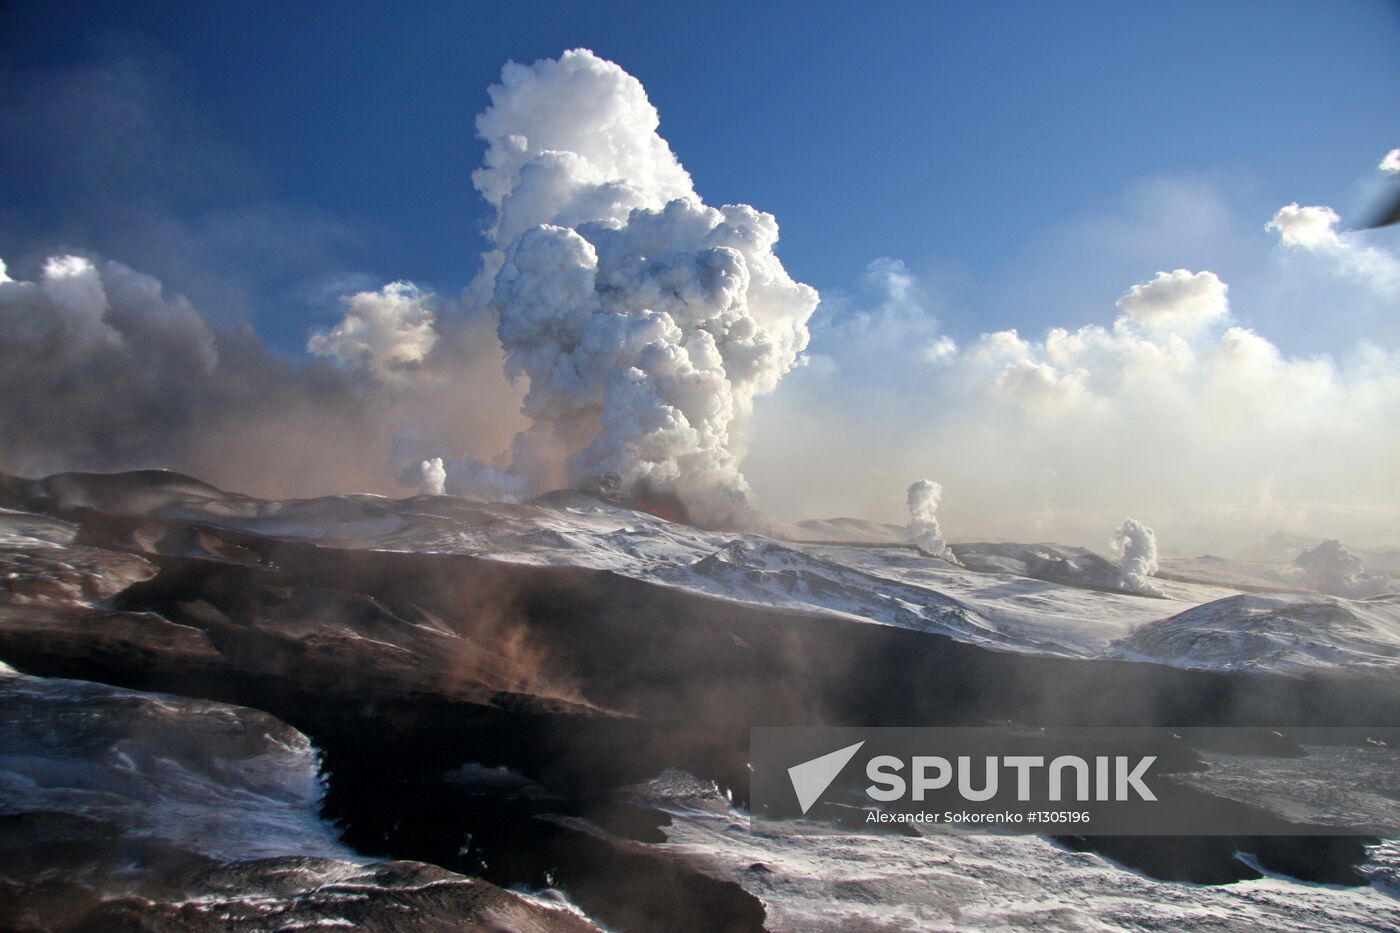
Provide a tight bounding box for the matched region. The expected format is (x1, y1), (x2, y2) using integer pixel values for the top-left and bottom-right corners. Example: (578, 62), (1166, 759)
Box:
(907, 479), (955, 561)
(923, 335), (958, 363)
(471, 53), (694, 247)
(1112, 517), (1165, 598)
(308, 282), (438, 381)
(938, 266), (1400, 539)
(0, 254), (213, 373)
(1294, 539), (1393, 599)
(0, 253), (222, 472)
(464, 50), (819, 527)
(1381, 150), (1400, 174)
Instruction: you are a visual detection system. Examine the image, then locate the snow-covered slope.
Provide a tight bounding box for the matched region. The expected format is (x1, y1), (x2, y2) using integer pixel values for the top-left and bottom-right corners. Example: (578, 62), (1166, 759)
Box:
(1111, 593), (1400, 673)
(644, 783), (1400, 932)
(8, 469), (1400, 674)
(806, 544), (1236, 658)
(1156, 554), (1309, 593)
(0, 662), (601, 931)
(0, 662), (351, 862)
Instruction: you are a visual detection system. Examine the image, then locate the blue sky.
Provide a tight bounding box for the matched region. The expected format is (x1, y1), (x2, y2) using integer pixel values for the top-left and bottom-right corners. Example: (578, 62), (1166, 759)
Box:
(3, 0), (1398, 356)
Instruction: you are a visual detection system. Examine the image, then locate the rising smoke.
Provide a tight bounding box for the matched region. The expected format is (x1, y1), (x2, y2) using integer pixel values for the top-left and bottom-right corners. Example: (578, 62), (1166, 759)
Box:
(457, 49), (819, 528)
(1294, 539), (1393, 599)
(1111, 518), (1166, 597)
(415, 455), (527, 502)
(419, 457), (447, 496)
(1267, 202), (1399, 292)
(907, 479), (957, 561)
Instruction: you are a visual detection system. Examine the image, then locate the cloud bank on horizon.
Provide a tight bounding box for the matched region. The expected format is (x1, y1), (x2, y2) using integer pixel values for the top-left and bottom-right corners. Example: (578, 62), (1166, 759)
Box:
(747, 188), (1400, 549)
(1, 48), (1398, 550)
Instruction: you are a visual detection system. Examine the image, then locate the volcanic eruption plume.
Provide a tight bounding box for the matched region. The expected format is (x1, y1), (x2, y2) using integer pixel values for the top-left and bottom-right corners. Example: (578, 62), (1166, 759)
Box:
(1112, 517), (1166, 597)
(907, 479), (957, 561)
(456, 49), (820, 529)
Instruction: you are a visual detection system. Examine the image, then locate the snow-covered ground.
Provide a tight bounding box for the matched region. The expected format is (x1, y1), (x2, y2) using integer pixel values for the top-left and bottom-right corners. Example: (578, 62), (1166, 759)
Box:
(630, 775), (1400, 933)
(805, 543), (1236, 658)
(0, 661), (353, 863)
(0, 662), (603, 931)
(1171, 741), (1400, 835)
(1112, 593), (1400, 673)
(116, 486), (1249, 657)
(156, 489), (1400, 674)
(11, 469), (1400, 674)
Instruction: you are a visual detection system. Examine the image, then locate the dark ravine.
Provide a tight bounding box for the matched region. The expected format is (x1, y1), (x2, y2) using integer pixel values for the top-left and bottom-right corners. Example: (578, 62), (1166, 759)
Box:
(2, 470), (1397, 929)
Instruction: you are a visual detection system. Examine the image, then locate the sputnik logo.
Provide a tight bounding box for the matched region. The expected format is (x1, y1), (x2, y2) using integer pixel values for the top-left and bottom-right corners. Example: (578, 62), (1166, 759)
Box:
(787, 741), (865, 814)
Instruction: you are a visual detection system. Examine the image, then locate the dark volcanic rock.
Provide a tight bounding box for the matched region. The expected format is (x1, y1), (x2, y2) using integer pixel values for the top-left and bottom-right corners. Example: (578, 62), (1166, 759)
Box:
(1, 469), (1397, 927)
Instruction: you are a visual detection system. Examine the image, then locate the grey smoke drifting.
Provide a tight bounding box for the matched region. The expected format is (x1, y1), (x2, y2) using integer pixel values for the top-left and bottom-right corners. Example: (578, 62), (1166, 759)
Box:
(0, 254), (524, 499)
(1295, 540), (1393, 599)
(907, 479), (956, 561)
(1112, 517), (1166, 597)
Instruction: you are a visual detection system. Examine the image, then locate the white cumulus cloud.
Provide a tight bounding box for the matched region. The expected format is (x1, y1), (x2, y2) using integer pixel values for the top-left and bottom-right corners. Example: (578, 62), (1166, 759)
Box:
(1266, 203), (1341, 249)
(1266, 202), (1400, 292)
(1115, 269), (1229, 332)
(747, 247), (1400, 551)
